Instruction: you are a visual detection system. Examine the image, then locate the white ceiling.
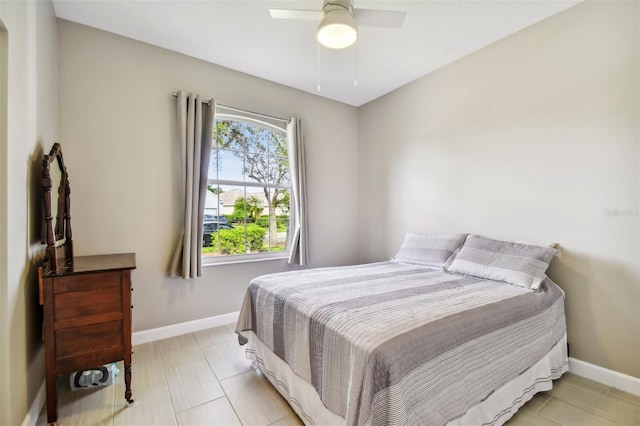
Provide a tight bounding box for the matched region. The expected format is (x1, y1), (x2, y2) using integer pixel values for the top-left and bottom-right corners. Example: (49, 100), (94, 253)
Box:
(52, 0), (581, 107)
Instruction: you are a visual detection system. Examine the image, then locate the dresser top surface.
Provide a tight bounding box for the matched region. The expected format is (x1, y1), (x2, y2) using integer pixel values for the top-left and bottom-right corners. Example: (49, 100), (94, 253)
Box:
(43, 252), (136, 276)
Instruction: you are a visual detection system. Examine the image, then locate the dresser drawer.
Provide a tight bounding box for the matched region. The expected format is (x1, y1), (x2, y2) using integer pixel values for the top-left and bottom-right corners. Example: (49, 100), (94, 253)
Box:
(55, 345), (124, 375)
(53, 271), (121, 294)
(55, 320), (123, 359)
(54, 285), (123, 323)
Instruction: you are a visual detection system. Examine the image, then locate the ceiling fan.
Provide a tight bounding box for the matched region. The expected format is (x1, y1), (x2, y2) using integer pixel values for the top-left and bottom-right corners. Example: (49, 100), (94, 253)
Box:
(270, 0), (406, 49)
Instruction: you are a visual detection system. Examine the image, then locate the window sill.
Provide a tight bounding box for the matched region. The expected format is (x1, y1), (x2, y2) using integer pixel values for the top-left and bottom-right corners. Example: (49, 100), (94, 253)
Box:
(202, 253), (290, 267)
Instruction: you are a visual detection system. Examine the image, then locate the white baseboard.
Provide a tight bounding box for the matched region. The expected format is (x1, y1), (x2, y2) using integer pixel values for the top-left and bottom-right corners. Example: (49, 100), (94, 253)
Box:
(132, 311), (240, 345)
(569, 357), (640, 397)
(22, 381), (45, 426)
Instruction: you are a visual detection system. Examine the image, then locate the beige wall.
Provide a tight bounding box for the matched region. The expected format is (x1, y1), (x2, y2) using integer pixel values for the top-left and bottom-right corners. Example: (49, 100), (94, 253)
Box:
(0, 0), (58, 424)
(358, 1), (639, 378)
(57, 20), (360, 332)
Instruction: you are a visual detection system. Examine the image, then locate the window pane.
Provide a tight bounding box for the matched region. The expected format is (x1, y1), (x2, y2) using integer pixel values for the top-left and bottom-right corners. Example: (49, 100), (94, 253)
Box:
(214, 119), (245, 151)
(217, 149), (244, 182)
(245, 190), (266, 222)
(268, 132), (287, 157)
(244, 153), (269, 183)
(204, 184), (223, 220)
(219, 184), (246, 225)
(268, 155), (290, 185)
(203, 185), (245, 257)
(279, 188), (291, 253)
(244, 124), (269, 155)
(262, 188), (290, 253)
(268, 132), (288, 185)
(208, 151), (217, 180)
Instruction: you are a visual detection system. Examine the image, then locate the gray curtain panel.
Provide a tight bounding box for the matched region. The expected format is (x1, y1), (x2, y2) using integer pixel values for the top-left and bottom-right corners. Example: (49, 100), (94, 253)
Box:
(170, 91), (215, 278)
(287, 118), (309, 266)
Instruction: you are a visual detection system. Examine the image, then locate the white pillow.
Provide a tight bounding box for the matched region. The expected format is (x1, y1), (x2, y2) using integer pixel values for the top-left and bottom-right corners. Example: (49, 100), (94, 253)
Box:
(445, 235), (559, 290)
(393, 233), (468, 269)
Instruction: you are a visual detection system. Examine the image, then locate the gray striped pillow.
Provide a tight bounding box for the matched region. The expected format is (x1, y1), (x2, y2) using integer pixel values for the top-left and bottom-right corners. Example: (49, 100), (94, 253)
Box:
(393, 233), (468, 269)
(445, 235), (558, 290)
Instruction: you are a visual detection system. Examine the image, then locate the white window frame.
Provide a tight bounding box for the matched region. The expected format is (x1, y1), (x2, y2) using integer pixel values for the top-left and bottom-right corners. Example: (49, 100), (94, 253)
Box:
(203, 110), (291, 266)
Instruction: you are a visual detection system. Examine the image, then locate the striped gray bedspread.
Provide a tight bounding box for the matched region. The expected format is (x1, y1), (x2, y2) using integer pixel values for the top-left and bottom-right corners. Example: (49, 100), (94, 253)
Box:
(236, 262), (566, 426)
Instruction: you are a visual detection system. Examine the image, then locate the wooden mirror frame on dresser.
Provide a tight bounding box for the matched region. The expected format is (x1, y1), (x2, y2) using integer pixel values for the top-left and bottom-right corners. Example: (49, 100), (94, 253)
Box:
(41, 142), (73, 274)
(38, 143), (136, 425)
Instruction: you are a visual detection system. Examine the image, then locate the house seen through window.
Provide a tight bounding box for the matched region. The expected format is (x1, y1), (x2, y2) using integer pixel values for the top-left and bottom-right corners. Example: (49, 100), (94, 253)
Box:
(203, 115), (291, 259)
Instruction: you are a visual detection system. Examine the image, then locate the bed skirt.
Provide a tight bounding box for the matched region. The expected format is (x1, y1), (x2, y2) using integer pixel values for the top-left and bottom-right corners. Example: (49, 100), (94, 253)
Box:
(241, 330), (568, 426)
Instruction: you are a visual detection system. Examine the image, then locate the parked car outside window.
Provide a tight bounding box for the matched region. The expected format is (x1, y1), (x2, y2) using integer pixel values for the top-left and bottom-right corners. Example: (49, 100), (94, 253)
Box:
(203, 214), (228, 224)
(202, 221), (234, 247)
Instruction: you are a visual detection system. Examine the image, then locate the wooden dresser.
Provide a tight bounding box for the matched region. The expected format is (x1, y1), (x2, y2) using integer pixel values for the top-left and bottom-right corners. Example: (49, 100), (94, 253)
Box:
(39, 253), (136, 425)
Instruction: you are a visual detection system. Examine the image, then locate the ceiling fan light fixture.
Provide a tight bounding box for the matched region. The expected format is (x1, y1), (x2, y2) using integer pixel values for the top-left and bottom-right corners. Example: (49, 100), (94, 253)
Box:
(316, 8), (358, 49)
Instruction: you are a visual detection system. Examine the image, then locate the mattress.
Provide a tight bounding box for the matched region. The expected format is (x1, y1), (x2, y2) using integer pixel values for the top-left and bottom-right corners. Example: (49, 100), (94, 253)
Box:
(236, 261), (568, 426)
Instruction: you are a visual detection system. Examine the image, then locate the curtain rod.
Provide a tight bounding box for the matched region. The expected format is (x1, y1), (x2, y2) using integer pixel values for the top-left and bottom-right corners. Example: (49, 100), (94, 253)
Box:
(171, 92), (290, 124)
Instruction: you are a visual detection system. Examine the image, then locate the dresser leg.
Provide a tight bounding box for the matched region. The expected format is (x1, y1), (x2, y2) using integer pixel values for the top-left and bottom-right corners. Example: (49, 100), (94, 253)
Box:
(45, 370), (57, 424)
(124, 362), (134, 404)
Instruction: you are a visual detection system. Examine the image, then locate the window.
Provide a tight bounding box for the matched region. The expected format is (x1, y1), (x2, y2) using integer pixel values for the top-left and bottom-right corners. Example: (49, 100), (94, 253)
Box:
(203, 112), (291, 261)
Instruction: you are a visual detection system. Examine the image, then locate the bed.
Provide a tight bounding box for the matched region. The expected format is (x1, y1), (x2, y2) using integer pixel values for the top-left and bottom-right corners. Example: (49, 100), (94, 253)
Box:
(236, 233), (568, 426)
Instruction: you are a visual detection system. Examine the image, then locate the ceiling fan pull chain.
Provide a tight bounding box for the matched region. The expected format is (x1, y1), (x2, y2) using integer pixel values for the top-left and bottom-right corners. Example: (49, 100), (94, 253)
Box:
(354, 45), (358, 87)
(317, 42), (322, 92)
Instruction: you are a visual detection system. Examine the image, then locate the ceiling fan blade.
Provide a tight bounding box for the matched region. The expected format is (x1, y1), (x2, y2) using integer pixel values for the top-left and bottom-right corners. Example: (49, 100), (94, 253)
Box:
(269, 9), (324, 20)
(353, 9), (406, 28)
